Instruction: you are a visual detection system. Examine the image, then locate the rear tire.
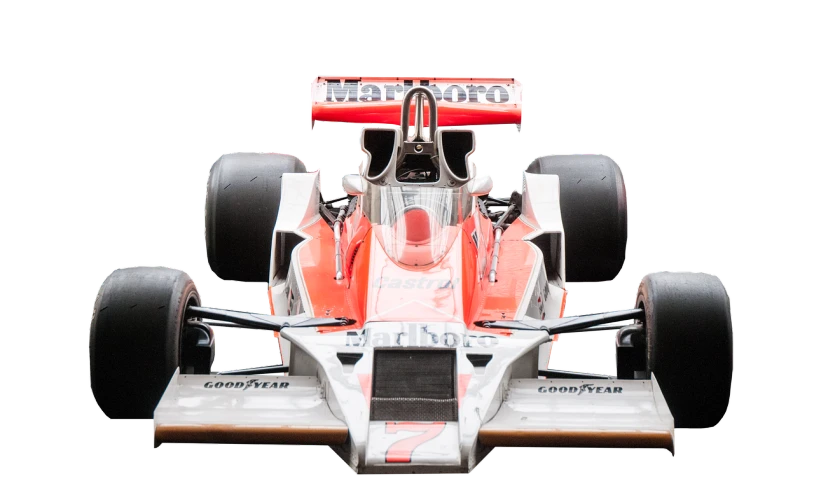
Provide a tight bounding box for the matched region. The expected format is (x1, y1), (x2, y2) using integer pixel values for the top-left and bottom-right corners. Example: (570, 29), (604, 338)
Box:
(637, 272), (733, 428)
(526, 155), (626, 281)
(206, 153), (307, 282)
(89, 267), (201, 419)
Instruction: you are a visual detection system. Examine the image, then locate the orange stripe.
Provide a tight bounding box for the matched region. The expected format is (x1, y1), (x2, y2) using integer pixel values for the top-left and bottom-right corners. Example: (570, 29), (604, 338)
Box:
(560, 289), (568, 317)
(155, 424), (348, 446)
(479, 429), (673, 451)
(312, 101), (521, 127)
(267, 286), (276, 315)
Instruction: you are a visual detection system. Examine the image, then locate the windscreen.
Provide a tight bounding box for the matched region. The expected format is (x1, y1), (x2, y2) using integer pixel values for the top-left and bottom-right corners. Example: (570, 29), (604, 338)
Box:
(371, 186), (465, 267)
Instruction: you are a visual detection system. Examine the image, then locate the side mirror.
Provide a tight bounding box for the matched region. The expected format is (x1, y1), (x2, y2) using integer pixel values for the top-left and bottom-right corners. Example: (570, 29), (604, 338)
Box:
(342, 174), (365, 196)
(468, 176), (493, 196)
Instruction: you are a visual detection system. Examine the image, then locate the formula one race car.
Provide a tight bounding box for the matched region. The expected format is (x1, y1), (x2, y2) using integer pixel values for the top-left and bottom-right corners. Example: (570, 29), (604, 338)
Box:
(90, 77), (732, 473)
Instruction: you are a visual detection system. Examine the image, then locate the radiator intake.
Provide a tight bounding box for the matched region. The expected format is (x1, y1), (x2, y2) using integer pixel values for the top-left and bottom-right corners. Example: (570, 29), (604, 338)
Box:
(370, 349), (457, 422)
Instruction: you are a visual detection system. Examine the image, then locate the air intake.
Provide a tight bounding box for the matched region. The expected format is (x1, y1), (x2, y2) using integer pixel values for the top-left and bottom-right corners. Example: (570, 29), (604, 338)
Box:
(438, 129), (475, 183)
(362, 129), (397, 180)
(370, 349), (457, 422)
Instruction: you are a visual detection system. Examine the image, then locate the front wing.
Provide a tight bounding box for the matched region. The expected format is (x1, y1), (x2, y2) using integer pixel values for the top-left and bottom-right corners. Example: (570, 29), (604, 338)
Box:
(153, 364), (675, 474)
(479, 378), (673, 451)
(154, 372), (347, 446)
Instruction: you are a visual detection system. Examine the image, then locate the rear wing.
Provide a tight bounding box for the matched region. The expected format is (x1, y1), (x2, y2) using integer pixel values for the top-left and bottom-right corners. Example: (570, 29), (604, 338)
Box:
(311, 77), (522, 129)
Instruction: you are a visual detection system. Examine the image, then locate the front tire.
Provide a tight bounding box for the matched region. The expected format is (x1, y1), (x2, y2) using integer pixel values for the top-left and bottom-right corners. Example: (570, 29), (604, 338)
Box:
(89, 267), (202, 419)
(637, 272), (733, 428)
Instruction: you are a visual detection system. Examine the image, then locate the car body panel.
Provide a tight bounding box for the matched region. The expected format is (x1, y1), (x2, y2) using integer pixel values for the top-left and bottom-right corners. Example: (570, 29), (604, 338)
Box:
(151, 80), (677, 472)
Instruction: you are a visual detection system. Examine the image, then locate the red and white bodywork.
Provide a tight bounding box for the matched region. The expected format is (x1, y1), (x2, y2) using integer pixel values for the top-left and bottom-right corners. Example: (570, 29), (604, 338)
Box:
(154, 78), (674, 473)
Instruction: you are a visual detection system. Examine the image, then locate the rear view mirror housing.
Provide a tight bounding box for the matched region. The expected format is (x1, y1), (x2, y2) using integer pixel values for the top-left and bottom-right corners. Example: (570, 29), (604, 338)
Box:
(342, 174), (365, 196)
(468, 176), (493, 196)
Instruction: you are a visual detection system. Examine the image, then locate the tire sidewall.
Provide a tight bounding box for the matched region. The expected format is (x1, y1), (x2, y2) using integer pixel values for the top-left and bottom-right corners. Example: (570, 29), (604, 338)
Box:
(90, 267), (198, 418)
(637, 272), (733, 428)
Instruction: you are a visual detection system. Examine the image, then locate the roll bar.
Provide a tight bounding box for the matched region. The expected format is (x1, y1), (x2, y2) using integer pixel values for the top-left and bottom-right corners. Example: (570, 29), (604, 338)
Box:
(400, 87), (438, 143)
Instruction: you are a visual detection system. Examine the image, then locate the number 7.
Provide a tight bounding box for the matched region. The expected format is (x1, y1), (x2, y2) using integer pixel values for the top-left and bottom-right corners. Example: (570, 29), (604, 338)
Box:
(384, 422), (446, 463)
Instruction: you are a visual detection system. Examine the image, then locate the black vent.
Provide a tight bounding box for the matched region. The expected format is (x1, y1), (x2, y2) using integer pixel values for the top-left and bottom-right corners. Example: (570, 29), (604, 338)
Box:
(363, 129), (396, 178)
(337, 352), (363, 366)
(347, 242), (362, 277)
(466, 353), (493, 367)
(370, 349), (457, 422)
(441, 130), (474, 180)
